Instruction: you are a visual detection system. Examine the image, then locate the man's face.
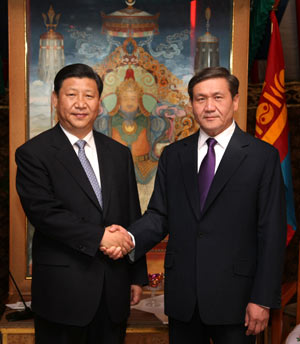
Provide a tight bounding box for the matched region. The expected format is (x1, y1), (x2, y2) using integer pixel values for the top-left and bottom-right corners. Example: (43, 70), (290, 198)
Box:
(191, 77), (239, 137)
(119, 90), (139, 114)
(52, 77), (101, 138)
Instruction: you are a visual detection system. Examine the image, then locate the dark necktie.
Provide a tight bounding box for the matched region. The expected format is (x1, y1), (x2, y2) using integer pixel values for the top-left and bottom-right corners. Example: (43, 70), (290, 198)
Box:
(75, 140), (103, 208)
(198, 138), (217, 211)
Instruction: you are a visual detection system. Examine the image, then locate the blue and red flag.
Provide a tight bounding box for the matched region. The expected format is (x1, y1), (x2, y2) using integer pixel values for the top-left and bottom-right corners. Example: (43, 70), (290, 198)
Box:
(255, 9), (297, 245)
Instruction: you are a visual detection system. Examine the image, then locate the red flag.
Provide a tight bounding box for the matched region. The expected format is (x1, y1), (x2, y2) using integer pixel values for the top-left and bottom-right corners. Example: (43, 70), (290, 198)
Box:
(255, 10), (297, 245)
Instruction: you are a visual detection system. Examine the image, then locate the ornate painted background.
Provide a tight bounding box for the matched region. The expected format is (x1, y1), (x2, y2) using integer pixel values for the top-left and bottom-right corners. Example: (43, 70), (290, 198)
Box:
(25, 0), (233, 275)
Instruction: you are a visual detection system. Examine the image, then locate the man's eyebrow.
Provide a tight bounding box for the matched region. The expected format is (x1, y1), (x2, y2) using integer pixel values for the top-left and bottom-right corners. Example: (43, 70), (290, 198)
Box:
(194, 91), (225, 97)
(65, 87), (95, 92)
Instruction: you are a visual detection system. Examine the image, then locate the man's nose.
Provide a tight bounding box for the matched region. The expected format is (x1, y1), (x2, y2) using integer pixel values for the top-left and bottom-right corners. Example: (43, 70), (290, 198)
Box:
(75, 95), (87, 108)
(205, 97), (216, 111)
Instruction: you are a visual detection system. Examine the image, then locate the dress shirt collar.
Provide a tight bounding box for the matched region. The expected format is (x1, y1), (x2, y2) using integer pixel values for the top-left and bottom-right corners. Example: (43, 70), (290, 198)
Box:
(198, 120), (236, 149)
(59, 124), (95, 149)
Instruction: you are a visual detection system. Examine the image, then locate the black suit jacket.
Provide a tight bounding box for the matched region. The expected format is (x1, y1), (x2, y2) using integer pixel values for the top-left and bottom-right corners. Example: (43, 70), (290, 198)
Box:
(131, 125), (286, 325)
(15, 124), (148, 326)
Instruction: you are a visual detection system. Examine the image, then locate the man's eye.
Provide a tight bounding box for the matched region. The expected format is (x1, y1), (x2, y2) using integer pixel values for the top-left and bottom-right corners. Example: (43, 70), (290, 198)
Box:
(215, 96), (223, 100)
(86, 95), (93, 98)
(67, 93), (75, 96)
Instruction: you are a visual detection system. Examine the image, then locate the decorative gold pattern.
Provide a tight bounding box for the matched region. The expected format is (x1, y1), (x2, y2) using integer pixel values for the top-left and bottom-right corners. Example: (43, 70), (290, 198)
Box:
(175, 114), (198, 141)
(101, 4), (159, 38)
(94, 37), (197, 141)
(122, 120), (138, 134)
(41, 5), (61, 34)
(254, 68), (287, 141)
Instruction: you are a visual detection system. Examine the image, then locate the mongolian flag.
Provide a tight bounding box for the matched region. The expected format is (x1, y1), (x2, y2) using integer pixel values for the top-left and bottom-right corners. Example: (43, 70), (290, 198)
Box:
(255, 9), (297, 245)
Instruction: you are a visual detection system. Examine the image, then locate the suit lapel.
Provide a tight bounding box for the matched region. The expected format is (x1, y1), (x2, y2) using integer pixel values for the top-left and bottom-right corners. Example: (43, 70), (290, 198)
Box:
(201, 125), (250, 215)
(51, 124), (102, 212)
(94, 131), (113, 218)
(178, 131), (201, 221)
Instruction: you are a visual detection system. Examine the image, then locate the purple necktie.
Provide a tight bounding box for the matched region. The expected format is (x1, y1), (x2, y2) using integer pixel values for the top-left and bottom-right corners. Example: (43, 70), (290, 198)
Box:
(198, 138), (217, 211)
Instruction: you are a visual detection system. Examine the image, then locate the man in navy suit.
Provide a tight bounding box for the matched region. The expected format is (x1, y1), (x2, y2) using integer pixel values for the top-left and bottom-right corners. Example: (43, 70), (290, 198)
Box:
(16, 63), (148, 344)
(104, 67), (286, 343)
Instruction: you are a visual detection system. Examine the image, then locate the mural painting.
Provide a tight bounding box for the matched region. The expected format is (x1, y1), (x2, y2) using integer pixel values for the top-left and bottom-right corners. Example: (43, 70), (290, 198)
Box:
(26, 0), (233, 276)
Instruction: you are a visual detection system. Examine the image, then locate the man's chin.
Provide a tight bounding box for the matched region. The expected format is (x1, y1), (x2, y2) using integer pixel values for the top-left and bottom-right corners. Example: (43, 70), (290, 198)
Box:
(201, 125), (222, 137)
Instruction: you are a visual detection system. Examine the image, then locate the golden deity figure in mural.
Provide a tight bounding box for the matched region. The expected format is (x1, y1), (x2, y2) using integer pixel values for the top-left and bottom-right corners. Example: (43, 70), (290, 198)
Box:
(94, 38), (196, 211)
(109, 68), (157, 185)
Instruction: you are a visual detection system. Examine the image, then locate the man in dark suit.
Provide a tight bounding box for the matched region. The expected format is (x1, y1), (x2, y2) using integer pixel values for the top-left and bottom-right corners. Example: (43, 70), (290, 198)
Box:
(15, 63), (148, 344)
(104, 67), (286, 343)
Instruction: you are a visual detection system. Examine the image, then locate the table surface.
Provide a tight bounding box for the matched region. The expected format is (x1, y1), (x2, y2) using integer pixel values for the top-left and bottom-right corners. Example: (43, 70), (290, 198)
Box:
(0, 308), (168, 331)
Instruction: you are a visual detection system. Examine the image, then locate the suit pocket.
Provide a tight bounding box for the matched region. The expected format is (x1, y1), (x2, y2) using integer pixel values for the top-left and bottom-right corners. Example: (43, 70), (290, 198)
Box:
(164, 252), (174, 269)
(233, 260), (256, 277)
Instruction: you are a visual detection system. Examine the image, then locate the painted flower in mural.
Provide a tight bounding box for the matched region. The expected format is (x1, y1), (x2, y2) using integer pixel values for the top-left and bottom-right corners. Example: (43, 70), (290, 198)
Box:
(155, 103), (186, 141)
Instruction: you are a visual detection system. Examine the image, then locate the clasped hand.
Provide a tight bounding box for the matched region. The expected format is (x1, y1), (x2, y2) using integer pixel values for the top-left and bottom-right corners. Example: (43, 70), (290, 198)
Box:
(100, 225), (133, 260)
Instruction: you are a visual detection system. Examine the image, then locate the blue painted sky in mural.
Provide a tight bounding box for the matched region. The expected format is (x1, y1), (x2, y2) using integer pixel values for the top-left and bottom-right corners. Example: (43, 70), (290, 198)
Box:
(28, 0), (232, 82)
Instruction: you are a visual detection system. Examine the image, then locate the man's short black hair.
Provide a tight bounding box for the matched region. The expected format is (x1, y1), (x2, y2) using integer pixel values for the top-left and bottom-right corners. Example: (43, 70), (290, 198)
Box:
(188, 67), (239, 100)
(54, 63), (103, 96)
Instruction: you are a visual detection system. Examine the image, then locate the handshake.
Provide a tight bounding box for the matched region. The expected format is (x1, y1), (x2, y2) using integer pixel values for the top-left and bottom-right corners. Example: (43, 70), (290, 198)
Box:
(99, 225), (133, 260)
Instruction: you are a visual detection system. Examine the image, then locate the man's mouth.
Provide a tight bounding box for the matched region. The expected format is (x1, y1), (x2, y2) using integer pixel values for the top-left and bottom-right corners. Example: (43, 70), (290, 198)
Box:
(204, 115), (218, 120)
(73, 113), (88, 118)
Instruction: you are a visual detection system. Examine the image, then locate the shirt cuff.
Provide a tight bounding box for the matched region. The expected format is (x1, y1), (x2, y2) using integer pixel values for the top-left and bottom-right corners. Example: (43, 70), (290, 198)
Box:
(128, 231), (135, 262)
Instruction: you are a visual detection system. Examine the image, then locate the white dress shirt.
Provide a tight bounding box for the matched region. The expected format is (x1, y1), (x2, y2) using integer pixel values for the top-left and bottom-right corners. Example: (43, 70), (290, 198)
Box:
(60, 125), (101, 187)
(197, 121), (236, 173)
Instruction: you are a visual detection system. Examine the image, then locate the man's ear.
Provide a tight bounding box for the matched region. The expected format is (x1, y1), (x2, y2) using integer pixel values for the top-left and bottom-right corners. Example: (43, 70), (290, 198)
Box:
(51, 91), (58, 108)
(233, 93), (239, 112)
(98, 101), (103, 115)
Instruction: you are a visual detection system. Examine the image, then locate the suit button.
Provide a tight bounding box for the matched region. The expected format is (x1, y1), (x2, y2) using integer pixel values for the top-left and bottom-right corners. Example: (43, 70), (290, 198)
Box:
(198, 232), (204, 238)
(78, 245), (86, 251)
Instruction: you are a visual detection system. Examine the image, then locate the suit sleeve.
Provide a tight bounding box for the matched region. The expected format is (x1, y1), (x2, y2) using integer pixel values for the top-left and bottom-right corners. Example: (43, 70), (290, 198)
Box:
(130, 148), (169, 262)
(15, 145), (104, 257)
(250, 148), (287, 308)
(125, 149), (148, 286)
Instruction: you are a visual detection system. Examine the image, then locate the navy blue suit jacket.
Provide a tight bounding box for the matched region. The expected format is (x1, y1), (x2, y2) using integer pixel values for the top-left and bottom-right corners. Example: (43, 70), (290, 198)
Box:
(16, 124), (148, 326)
(131, 125), (286, 324)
